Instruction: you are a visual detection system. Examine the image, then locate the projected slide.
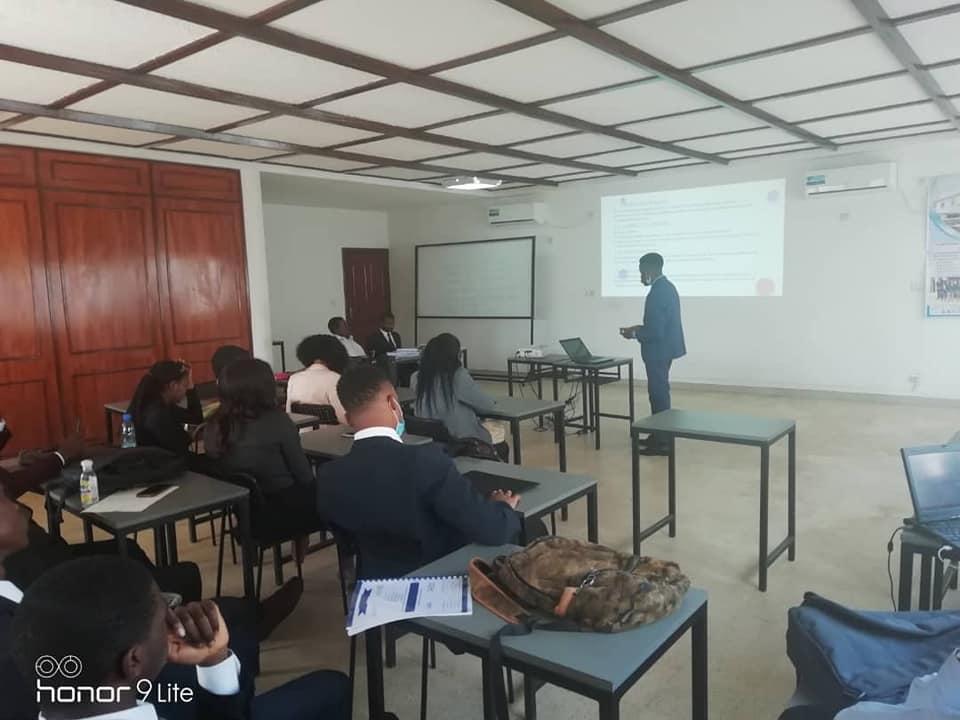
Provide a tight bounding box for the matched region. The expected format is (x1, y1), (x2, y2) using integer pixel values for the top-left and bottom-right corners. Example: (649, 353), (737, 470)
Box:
(601, 179), (786, 297)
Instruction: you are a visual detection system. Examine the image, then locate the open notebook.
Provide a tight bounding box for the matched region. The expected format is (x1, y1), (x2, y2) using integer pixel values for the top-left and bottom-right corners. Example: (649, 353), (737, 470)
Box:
(346, 575), (471, 636)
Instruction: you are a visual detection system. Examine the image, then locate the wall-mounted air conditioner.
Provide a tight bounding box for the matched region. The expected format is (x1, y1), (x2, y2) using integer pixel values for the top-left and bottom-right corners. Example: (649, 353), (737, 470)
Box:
(487, 202), (547, 224)
(804, 162), (897, 197)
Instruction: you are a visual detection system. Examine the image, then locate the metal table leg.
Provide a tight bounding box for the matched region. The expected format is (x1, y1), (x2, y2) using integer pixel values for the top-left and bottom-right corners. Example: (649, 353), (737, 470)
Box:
(556, 408), (567, 472)
(587, 488), (598, 543)
(631, 429), (642, 556)
(511, 419), (522, 465)
(668, 439), (677, 537)
(105, 408), (114, 446)
(788, 428), (797, 561)
(692, 603), (709, 720)
(507, 359), (514, 397)
(593, 370), (601, 450)
(235, 497), (256, 602)
(759, 445), (770, 592)
(628, 359), (635, 423)
(366, 627), (387, 720)
(919, 554), (933, 610)
(599, 696), (620, 720)
(898, 541), (914, 610)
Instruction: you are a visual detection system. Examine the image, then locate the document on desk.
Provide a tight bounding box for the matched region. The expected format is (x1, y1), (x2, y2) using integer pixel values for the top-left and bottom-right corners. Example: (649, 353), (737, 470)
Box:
(82, 486), (179, 514)
(346, 575), (471, 636)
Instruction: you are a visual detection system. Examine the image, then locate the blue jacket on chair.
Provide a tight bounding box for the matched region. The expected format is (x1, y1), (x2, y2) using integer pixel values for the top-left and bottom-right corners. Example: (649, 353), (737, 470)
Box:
(633, 275), (686, 364)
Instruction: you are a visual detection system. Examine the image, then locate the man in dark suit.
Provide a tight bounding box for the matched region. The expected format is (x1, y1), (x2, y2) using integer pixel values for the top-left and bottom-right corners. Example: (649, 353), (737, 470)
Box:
(366, 312), (403, 357)
(620, 252), (686, 455)
(318, 365), (522, 579)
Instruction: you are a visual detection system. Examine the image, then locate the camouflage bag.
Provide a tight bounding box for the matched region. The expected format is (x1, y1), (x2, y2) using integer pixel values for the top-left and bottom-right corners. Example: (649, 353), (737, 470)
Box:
(471, 536), (690, 632)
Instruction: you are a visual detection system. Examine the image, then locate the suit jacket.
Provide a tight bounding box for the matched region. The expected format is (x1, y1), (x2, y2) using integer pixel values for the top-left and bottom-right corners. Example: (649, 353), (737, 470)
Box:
(366, 329), (402, 357)
(318, 437), (522, 578)
(634, 275), (686, 364)
(0, 453), (64, 501)
(1, 595), (36, 720)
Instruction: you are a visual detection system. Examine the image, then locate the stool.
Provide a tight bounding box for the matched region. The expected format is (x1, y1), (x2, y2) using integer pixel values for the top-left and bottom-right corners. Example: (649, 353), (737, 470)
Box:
(898, 527), (959, 610)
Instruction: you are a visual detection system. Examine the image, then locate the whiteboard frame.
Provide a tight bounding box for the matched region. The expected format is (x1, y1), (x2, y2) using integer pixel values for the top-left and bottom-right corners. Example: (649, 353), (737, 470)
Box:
(414, 236), (536, 345)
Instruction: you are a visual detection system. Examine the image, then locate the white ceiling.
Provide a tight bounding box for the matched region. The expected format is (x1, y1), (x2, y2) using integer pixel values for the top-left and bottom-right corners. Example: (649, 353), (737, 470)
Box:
(0, 0), (956, 191)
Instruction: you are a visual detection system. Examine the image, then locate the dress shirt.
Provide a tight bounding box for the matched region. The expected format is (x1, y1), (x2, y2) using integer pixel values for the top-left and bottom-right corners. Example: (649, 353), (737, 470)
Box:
(337, 335), (367, 358)
(353, 427), (402, 443)
(0, 580), (23, 604)
(285, 363), (347, 424)
(380, 329), (396, 350)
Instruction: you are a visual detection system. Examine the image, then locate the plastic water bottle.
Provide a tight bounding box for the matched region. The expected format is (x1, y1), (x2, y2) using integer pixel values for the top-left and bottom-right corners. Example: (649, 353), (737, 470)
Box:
(79, 459), (100, 508)
(120, 413), (137, 448)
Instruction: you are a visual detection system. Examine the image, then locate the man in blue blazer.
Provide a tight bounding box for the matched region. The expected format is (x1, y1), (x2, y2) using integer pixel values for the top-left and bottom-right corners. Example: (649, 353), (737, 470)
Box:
(620, 253), (686, 455)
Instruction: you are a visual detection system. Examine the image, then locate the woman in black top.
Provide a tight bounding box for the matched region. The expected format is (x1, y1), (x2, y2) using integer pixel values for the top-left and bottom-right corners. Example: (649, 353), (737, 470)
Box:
(203, 358), (324, 543)
(128, 360), (203, 456)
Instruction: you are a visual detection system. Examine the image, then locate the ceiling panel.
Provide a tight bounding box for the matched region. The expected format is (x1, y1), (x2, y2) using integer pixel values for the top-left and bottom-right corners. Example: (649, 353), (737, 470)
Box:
(343, 137), (465, 161)
(229, 115), (377, 147)
(440, 113), (570, 144)
(799, 103), (944, 137)
(605, 0), (866, 68)
(488, 163), (581, 178)
(722, 143), (815, 158)
(899, 13), (960, 65)
(543, 80), (716, 125)
(70, 86), (260, 129)
(158, 38), (379, 104)
(11, 117), (172, 145)
(931, 65), (960, 94)
(512, 133), (633, 157)
(834, 122), (953, 144)
(352, 167), (441, 180)
(316, 83), (493, 128)
(695, 35), (904, 99)
(547, 0), (645, 19)
(0, 0), (210, 67)
(577, 146), (685, 167)
(188, 0), (280, 15)
(428, 152), (531, 171)
(0, 113), (14, 123)
(271, 0), (549, 68)
(754, 75), (926, 120)
(0, 61), (96, 105)
(880, 0), (960, 18)
(264, 154), (374, 171)
(681, 127), (801, 152)
(619, 107), (763, 140)
(437, 38), (649, 102)
(160, 138), (282, 159)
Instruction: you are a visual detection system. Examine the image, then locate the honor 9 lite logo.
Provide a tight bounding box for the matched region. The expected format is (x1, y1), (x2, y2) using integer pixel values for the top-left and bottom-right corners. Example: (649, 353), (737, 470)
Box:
(35, 655), (195, 704)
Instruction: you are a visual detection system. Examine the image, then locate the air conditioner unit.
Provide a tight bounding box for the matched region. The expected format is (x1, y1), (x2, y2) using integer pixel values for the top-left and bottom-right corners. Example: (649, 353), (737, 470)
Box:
(804, 162), (897, 197)
(487, 202), (547, 225)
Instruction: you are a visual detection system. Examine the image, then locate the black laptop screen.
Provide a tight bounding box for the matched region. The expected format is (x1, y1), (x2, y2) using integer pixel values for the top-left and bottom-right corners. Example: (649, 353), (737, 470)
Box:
(904, 448), (960, 521)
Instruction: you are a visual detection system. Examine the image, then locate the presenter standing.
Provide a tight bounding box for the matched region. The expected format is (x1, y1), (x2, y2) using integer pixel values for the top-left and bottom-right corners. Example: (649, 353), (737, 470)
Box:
(620, 252), (685, 455)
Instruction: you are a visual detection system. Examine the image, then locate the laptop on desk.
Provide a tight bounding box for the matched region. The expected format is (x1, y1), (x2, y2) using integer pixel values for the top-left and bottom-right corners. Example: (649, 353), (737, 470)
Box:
(902, 444), (960, 547)
(559, 337), (613, 365)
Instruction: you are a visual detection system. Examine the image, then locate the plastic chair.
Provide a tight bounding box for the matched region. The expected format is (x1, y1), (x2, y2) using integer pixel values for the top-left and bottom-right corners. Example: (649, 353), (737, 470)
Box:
(289, 401), (339, 426)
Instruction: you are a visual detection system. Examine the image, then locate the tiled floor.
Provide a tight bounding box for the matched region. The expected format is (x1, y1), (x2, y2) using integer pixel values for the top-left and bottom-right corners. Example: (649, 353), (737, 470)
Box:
(31, 383), (959, 719)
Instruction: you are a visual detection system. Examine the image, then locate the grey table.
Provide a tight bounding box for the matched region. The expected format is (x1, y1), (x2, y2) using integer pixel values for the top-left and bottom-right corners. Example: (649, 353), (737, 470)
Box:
(477, 396), (567, 470)
(507, 355), (635, 450)
(631, 409), (797, 592)
(453, 457), (598, 543)
(46, 471), (256, 600)
(300, 425), (432, 461)
(362, 544), (708, 720)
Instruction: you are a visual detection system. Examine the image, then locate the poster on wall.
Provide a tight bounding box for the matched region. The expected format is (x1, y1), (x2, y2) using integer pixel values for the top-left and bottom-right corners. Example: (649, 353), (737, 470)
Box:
(926, 174), (960, 317)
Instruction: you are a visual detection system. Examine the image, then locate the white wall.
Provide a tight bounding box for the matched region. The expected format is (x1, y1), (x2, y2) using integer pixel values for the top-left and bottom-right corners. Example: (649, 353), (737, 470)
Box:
(388, 135), (960, 399)
(263, 203), (388, 370)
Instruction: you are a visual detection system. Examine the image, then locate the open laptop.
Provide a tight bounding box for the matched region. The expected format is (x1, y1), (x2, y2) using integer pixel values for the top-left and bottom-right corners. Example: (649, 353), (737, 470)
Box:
(902, 444), (960, 547)
(559, 337), (613, 365)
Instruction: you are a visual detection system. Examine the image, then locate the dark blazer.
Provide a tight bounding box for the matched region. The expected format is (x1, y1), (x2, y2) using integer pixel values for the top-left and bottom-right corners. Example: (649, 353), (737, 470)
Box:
(136, 388), (203, 456)
(0, 454), (64, 501)
(1, 595), (35, 720)
(633, 276), (686, 364)
(318, 437), (522, 578)
(366, 328), (402, 357)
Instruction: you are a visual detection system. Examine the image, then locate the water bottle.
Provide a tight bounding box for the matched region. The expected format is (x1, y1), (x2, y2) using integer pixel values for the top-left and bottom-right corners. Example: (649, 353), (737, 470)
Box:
(120, 413), (137, 448)
(79, 459), (99, 508)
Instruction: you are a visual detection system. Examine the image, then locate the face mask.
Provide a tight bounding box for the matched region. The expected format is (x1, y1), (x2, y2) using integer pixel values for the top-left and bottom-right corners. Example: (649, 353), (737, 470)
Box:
(391, 401), (405, 437)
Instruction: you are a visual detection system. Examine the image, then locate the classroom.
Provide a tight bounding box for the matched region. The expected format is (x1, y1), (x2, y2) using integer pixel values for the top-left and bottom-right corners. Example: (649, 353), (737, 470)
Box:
(1, 1), (960, 719)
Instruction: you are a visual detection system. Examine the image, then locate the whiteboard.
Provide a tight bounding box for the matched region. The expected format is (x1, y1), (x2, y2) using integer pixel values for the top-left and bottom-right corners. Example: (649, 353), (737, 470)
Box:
(416, 237), (535, 318)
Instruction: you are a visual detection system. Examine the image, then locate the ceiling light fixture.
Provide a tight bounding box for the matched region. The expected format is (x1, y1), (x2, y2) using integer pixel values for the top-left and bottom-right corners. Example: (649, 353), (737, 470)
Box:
(441, 176), (503, 190)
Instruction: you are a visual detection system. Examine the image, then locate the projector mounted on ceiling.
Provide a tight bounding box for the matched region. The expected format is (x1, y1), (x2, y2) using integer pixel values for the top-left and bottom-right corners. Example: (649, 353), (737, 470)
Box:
(441, 176), (502, 190)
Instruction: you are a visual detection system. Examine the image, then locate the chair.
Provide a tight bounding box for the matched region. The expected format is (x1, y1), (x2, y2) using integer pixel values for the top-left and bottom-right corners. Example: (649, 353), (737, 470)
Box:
(289, 401), (339, 426)
(405, 416), (454, 444)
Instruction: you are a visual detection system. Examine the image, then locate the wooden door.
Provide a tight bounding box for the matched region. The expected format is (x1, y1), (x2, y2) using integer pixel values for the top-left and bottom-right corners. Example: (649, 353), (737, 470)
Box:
(154, 197), (251, 383)
(342, 248), (391, 350)
(0, 187), (62, 455)
(42, 190), (165, 443)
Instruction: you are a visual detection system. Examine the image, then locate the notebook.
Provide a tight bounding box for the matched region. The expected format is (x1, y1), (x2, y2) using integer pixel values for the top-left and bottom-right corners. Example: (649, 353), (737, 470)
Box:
(465, 470), (539, 497)
(346, 575), (471, 636)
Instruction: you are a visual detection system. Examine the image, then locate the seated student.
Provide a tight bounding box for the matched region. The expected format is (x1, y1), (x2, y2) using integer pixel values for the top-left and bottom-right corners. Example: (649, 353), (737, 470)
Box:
(7, 555), (351, 720)
(0, 415), (83, 500)
(328, 316), (368, 358)
(415, 333), (507, 458)
(129, 360), (203, 456)
(204, 358), (325, 557)
(366, 311), (402, 356)
(212, 344), (251, 382)
(318, 365), (523, 578)
(285, 334), (349, 425)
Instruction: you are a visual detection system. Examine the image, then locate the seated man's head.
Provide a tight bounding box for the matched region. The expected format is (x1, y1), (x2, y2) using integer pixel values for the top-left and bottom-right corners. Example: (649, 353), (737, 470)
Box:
(11, 556), (169, 717)
(380, 312), (395, 333)
(327, 317), (349, 337)
(211, 345), (250, 382)
(0, 479), (31, 578)
(296, 334), (349, 374)
(337, 365), (402, 431)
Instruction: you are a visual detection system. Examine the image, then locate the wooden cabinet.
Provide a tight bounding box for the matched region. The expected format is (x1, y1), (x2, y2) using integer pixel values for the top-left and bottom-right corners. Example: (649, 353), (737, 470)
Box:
(0, 186), (63, 455)
(0, 146), (249, 450)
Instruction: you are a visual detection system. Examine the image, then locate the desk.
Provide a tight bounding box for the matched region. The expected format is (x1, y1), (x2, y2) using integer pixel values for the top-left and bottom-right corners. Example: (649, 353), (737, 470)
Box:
(477, 397), (567, 470)
(363, 544), (708, 720)
(46, 471), (256, 600)
(631, 409), (796, 592)
(453, 457), (597, 542)
(300, 425), (432, 461)
(898, 525), (960, 611)
(507, 355), (635, 450)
